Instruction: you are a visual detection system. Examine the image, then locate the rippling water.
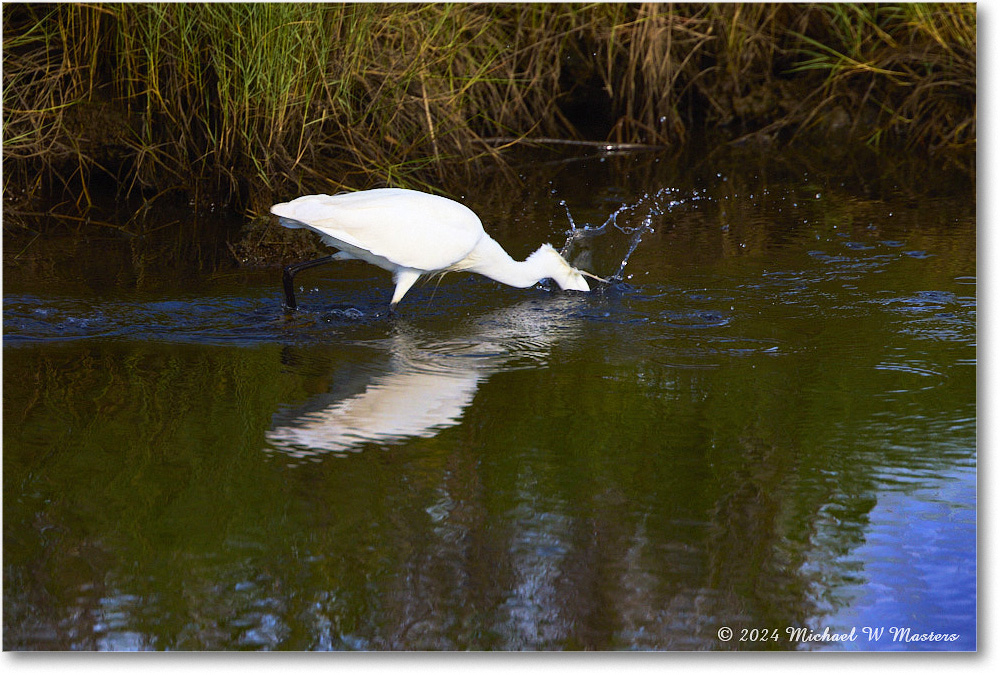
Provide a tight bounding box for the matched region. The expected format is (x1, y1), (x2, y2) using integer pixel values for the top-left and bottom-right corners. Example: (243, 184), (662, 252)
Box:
(3, 145), (975, 650)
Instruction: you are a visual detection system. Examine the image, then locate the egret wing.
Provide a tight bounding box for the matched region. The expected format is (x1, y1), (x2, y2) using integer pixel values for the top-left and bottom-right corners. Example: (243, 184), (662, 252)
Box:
(271, 189), (485, 271)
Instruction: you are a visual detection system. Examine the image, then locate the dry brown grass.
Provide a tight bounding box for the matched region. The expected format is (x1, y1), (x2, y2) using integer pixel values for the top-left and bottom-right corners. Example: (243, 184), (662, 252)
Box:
(2, 3), (975, 215)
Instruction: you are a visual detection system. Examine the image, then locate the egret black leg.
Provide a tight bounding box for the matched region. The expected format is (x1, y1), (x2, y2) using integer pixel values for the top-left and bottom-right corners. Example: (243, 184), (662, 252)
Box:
(282, 255), (336, 310)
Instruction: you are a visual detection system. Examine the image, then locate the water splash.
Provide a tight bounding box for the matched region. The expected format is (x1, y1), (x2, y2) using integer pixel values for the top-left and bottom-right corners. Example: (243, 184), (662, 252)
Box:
(610, 212), (653, 281)
(559, 187), (692, 283)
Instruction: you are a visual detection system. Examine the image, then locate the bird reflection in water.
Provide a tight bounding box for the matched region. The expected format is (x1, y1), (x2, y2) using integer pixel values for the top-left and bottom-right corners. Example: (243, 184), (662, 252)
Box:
(265, 297), (581, 462)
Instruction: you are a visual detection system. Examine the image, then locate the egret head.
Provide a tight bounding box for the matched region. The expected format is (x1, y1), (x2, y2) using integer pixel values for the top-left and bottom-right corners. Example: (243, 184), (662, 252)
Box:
(528, 244), (593, 292)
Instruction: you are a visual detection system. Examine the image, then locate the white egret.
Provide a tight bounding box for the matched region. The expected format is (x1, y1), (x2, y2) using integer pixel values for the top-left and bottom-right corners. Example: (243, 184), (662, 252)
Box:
(271, 188), (602, 311)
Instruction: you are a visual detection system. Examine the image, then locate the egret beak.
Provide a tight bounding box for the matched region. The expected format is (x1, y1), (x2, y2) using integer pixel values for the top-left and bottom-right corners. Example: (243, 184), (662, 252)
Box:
(579, 269), (611, 284)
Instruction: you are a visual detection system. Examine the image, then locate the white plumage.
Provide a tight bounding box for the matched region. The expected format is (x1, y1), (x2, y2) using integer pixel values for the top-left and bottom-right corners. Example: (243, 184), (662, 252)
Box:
(272, 188), (595, 311)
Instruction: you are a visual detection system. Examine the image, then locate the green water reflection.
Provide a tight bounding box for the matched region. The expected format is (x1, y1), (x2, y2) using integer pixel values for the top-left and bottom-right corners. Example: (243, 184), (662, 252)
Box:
(3, 145), (976, 650)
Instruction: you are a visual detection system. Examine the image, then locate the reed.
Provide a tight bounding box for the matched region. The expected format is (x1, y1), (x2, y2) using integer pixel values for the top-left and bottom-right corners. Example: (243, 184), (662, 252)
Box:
(787, 3), (975, 152)
(2, 3), (976, 215)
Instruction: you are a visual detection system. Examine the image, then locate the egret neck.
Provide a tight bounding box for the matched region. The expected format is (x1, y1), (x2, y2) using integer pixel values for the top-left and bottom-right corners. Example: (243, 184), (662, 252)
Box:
(458, 236), (586, 290)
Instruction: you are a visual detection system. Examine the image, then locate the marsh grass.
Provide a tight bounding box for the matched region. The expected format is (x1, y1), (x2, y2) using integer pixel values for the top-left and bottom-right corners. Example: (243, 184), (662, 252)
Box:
(788, 3), (975, 151)
(2, 3), (976, 216)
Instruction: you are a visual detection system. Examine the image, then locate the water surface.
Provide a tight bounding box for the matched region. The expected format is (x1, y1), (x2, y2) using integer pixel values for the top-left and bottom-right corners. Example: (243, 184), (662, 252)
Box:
(3, 144), (976, 650)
